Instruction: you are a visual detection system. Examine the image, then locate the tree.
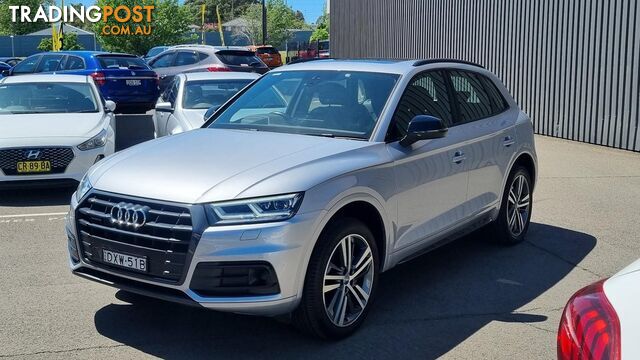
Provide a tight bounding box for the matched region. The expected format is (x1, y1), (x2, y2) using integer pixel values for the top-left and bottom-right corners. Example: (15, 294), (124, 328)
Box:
(183, 0), (255, 27)
(310, 4), (329, 42)
(234, 0), (307, 46)
(92, 0), (196, 55)
(38, 32), (84, 51)
(0, 0), (49, 35)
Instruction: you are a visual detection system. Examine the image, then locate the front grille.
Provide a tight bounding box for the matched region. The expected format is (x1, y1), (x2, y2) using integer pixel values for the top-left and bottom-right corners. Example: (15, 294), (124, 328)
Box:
(76, 192), (197, 283)
(0, 147), (74, 175)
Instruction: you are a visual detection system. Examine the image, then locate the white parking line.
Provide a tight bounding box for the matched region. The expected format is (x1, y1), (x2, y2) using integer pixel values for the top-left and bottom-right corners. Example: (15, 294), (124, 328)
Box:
(0, 212), (67, 219)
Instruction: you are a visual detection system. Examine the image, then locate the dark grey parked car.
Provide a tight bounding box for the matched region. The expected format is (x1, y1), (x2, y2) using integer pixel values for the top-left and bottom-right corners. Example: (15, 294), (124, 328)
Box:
(149, 45), (269, 91)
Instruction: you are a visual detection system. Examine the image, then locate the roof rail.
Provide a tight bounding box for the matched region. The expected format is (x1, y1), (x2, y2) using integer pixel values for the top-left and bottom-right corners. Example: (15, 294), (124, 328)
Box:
(171, 44), (216, 48)
(287, 57), (334, 65)
(412, 59), (484, 68)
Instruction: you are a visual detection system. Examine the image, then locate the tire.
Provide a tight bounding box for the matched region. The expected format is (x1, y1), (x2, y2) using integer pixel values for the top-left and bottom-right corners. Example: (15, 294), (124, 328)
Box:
(292, 218), (379, 339)
(488, 166), (533, 245)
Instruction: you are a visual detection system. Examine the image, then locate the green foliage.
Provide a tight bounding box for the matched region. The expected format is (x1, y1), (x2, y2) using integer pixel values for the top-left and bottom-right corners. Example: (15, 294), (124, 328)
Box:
(92, 0), (196, 55)
(0, 0), (49, 35)
(235, 0), (308, 46)
(38, 32), (84, 51)
(310, 27), (328, 42)
(184, 0), (254, 26)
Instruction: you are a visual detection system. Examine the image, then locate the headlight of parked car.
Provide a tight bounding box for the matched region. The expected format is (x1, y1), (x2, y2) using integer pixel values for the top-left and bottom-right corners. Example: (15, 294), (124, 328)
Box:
(208, 193), (303, 225)
(78, 129), (108, 151)
(76, 174), (93, 202)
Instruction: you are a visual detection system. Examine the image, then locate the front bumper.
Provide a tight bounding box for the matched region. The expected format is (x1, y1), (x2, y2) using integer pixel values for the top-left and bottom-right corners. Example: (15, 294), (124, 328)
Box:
(0, 145), (113, 184)
(66, 193), (324, 316)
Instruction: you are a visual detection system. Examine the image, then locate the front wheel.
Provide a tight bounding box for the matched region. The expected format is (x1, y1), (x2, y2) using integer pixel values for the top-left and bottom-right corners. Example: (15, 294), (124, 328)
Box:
(489, 166), (533, 245)
(293, 218), (379, 339)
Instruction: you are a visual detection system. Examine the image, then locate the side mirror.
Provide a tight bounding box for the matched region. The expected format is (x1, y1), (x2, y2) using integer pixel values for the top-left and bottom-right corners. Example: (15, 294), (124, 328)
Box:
(399, 115), (448, 147)
(155, 101), (173, 113)
(1, 69), (10, 77)
(203, 105), (221, 120)
(104, 100), (116, 113)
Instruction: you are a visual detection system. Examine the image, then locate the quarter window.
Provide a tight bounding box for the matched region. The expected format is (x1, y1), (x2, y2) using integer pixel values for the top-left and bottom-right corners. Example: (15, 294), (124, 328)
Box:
(478, 75), (509, 114)
(388, 71), (452, 142)
(448, 70), (493, 124)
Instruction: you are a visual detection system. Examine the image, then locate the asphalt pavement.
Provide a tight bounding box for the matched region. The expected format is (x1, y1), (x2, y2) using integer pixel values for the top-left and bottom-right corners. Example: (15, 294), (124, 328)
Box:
(1, 115), (639, 359)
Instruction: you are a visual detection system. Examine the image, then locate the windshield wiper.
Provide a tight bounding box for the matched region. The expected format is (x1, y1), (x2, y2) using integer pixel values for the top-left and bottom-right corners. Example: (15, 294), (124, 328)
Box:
(303, 133), (366, 141)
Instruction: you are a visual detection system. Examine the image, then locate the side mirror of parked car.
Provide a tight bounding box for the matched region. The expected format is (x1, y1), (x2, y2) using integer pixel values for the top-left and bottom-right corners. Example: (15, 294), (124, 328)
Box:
(203, 105), (221, 120)
(399, 115), (448, 147)
(104, 100), (117, 113)
(155, 102), (173, 113)
(1, 70), (10, 77)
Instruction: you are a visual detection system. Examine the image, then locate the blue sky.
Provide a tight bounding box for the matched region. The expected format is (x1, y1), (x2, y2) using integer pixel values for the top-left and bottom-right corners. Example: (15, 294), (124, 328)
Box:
(73, 0), (326, 24)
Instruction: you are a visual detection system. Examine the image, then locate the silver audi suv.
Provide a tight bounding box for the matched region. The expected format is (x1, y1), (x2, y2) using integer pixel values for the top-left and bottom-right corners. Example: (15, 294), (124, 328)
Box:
(66, 59), (537, 339)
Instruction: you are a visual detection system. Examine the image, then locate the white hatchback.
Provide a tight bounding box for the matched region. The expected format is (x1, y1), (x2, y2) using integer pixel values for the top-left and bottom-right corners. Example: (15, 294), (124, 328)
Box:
(152, 72), (259, 137)
(0, 75), (116, 188)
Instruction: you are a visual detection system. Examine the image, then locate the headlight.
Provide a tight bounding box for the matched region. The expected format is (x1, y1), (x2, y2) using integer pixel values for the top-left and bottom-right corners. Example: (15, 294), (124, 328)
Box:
(209, 193), (303, 225)
(76, 174), (92, 202)
(78, 129), (108, 151)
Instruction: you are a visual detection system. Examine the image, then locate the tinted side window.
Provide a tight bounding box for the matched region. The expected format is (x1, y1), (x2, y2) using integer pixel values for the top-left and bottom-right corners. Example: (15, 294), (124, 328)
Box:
(448, 70), (493, 124)
(35, 54), (65, 72)
(478, 75), (509, 114)
(198, 52), (210, 61)
(12, 55), (41, 74)
(150, 52), (175, 68)
(175, 51), (199, 66)
(64, 56), (85, 70)
(387, 71), (452, 142)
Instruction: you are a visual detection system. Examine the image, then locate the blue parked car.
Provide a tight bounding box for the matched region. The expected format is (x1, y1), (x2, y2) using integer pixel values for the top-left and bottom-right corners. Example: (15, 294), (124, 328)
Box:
(2, 51), (160, 113)
(0, 62), (10, 78)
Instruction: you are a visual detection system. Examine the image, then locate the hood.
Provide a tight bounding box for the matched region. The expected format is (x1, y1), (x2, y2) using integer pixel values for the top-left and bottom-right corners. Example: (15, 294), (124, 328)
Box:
(0, 113), (104, 144)
(90, 128), (383, 204)
(180, 109), (208, 130)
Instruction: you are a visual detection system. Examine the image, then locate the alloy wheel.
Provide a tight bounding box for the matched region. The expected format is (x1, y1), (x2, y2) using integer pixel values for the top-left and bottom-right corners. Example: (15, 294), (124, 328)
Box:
(322, 234), (375, 327)
(507, 174), (531, 237)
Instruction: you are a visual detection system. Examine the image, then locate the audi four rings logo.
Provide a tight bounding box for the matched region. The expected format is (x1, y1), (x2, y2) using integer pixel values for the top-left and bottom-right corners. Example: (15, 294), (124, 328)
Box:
(110, 202), (149, 228)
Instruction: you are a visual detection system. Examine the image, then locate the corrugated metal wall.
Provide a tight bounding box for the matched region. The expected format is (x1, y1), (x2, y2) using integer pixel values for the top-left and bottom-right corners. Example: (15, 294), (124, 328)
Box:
(331, 0), (640, 152)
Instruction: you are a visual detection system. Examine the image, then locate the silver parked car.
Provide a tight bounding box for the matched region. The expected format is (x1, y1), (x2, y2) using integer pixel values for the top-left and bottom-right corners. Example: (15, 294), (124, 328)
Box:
(66, 59), (537, 339)
(152, 72), (259, 137)
(148, 45), (269, 92)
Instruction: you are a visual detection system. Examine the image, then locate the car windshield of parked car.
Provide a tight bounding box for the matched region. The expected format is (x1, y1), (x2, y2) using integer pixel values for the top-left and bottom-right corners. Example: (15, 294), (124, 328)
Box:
(208, 70), (399, 139)
(183, 79), (253, 110)
(0, 83), (99, 114)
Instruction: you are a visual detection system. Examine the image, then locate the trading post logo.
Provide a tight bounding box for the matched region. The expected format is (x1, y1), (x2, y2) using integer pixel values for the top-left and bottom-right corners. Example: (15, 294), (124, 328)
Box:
(9, 5), (155, 36)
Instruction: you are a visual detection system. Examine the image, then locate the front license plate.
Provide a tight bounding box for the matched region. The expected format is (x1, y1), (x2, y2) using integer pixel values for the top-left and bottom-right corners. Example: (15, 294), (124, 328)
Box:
(17, 161), (51, 173)
(126, 79), (142, 86)
(102, 249), (147, 272)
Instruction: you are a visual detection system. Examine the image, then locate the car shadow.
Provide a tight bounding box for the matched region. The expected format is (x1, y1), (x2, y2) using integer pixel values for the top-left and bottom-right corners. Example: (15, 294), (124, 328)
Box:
(0, 186), (75, 207)
(93, 222), (595, 359)
(115, 114), (155, 152)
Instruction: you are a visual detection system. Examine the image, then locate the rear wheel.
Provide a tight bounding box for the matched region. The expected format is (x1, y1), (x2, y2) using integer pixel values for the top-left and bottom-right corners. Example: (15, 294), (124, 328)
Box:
(293, 218), (379, 339)
(488, 166), (533, 244)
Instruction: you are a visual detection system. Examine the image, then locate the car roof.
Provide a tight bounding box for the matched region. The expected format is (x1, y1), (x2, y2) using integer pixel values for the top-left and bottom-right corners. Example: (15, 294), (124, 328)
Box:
(0, 74), (90, 84)
(169, 45), (252, 53)
(183, 72), (260, 82)
(278, 58), (485, 75)
(30, 51), (138, 58)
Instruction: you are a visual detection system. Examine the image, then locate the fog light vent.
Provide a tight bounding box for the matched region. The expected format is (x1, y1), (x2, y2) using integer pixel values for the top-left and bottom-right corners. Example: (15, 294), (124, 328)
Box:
(189, 262), (280, 297)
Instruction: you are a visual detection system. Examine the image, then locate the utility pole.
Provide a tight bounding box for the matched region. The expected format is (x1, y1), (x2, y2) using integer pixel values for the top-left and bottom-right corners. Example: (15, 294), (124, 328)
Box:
(261, 0), (267, 45)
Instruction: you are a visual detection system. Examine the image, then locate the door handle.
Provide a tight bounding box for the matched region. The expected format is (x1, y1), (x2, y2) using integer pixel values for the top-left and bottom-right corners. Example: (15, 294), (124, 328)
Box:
(503, 136), (515, 147)
(452, 151), (466, 164)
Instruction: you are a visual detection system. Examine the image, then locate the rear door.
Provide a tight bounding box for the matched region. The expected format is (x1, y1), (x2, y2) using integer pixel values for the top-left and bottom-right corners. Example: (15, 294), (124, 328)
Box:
(96, 55), (158, 100)
(215, 50), (268, 74)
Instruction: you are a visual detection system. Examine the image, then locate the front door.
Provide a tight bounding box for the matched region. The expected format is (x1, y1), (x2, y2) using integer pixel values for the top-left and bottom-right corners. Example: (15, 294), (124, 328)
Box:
(388, 70), (469, 251)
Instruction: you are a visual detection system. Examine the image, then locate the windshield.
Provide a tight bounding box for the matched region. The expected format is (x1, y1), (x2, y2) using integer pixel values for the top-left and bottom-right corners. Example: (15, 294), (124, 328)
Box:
(147, 47), (167, 58)
(208, 70), (399, 139)
(0, 82), (99, 114)
(183, 79), (253, 109)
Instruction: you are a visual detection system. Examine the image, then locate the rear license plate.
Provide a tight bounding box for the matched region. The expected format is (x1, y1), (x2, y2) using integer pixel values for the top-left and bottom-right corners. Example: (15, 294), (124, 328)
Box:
(17, 161), (51, 173)
(102, 249), (147, 272)
(126, 79), (142, 86)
